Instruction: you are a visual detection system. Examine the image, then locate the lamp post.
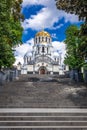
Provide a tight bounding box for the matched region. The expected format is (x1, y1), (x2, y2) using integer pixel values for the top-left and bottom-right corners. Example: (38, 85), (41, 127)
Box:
(85, 57), (87, 63)
(84, 56), (87, 83)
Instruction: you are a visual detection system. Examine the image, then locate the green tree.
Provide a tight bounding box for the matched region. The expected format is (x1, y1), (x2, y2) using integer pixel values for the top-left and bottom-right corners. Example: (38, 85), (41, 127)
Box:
(64, 25), (84, 71)
(55, 0), (87, 22)
(9, 0), (23, 46)
(0, 43), (15, 69)
(0, 0), (23, 68)
(79, 24), (87, 57)
(55, 0), (87, 68)
(0, 0), (23, 47)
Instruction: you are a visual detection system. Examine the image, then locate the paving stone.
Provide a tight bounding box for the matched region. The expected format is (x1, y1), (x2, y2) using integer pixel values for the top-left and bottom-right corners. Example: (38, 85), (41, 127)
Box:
(0, 74), (87, 108)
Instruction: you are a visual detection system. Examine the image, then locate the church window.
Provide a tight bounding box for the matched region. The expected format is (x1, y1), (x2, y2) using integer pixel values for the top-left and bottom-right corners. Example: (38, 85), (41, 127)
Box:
(36, 38), (37, 43)
(46, 37), (47, 42)
(38, 47), (39, 54)
(39, 37), (40, 42)
(49, 38), (50, 43)
(27, 57), (28, 62)
(42, 46), (44, 53)
(42, 37), (44, 42)
(47, 48), (48, 53)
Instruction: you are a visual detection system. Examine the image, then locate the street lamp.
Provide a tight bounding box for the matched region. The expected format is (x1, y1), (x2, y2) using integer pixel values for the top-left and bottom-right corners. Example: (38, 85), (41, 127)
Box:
(85, 57), (87, 63)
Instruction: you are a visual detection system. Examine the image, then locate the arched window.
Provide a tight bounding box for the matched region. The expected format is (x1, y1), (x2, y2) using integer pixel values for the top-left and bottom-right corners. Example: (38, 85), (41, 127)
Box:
(38, 47), (39, 54)
(27, 57), (28, 63)
(49, 38), (50, 43)
(42, 46), (44, 53)
(47, 47), (48, 54)
(39, 37), (40, 42)
(46, 37), (47, 42)
(24, 57), (26, 63)
(42, 37), (44, 42)
(36, 37), (37, 43)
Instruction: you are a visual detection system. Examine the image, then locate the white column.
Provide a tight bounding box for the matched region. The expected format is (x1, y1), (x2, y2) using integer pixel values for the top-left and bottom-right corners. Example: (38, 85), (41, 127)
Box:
(26, 57), (27, 64)
(59, 52), (62, 65)
(47, 38), (49, 43)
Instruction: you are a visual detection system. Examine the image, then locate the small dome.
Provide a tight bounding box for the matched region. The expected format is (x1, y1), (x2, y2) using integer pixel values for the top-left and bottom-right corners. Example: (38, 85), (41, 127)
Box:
(36, 31), (51, 37)
(24, 51), (32, 57)
(53, 52), (59, 57)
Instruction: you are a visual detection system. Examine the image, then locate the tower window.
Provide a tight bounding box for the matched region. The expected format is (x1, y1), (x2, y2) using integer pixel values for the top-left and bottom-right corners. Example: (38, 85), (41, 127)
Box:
(38, 47), (39, 54)
(42, 46), (44, 53)
(27, 57), (28, 62)
(49, 38), (50, 43)
(46, 37), (47, 42)
(39, 37), (40, 42)
(36, 38), (37, 43)
(42, 37), (44, 42)
(47, 48), (48, 53)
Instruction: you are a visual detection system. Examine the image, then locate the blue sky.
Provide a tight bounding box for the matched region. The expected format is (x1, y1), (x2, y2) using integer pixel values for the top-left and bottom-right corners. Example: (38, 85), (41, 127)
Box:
(14, 0), (82, 65)
(22, 0), (82, 43)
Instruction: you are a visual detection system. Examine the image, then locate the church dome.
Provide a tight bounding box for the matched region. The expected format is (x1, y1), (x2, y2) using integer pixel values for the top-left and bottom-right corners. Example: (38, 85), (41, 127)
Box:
(36, 31), (51, 37)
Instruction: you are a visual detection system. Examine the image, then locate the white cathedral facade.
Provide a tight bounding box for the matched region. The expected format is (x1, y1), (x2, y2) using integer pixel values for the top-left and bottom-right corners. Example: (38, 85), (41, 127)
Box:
(21, 30), (63, 74)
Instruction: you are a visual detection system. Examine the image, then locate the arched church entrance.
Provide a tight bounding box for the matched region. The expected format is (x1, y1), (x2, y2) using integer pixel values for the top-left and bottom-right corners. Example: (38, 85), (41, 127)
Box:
(39, 66), (47, 74)
(40, 68), (45, 74)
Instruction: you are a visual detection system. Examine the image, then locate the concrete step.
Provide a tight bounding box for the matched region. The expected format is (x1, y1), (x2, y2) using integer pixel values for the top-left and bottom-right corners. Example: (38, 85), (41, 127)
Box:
(0, 108), (87, 129)
(0, 116), (87, 121)
(0, 121), (87, 126)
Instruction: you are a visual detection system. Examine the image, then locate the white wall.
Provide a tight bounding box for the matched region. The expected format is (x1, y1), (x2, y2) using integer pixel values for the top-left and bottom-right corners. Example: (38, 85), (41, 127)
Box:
(27, 65), (33, 71)
(53, 65), (59, 72)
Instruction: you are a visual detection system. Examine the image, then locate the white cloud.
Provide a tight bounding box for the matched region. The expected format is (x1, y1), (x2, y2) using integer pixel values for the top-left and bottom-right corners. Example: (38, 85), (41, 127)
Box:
(25, 38), (34, 45)
(22, 7), (59, 30)
(51, 33), (57, 39)
(22, 0), (37, 7)
(14, 38), (34, 65)
(51, 24), (64, 30)
(22, 0), (79, 31)
(22, 0), (52, 7)
(52, 41), (66, 52)
(14, 56), (24, 65)
(15, 43), (31, 57)
(52, 41), (66, 63)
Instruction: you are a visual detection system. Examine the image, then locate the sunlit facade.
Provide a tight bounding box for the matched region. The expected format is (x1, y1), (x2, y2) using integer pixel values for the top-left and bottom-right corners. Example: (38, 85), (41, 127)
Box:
(22, 30), (61, 74)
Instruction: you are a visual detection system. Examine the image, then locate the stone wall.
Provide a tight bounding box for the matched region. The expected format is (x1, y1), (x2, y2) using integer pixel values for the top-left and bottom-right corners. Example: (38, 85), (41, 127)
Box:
(0, 69), (20, 86)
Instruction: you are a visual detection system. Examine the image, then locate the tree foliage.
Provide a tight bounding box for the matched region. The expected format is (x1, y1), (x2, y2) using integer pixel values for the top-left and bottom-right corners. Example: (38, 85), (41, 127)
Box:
(79, 23), (87, 57)
(0, 0), (23, 68)
(0, 43), (15, 69)
(55, 0), (87, 69)
(64, 25), (85, 70)
(55, 0), (87, 22)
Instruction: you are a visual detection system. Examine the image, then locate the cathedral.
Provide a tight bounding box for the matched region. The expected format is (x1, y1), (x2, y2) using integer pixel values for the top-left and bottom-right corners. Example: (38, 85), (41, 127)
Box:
(22, 30), (62, 74)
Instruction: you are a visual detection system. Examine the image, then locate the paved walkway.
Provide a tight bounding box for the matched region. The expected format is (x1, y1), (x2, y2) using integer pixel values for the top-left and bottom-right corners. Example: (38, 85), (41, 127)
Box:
(0, 74), (87, 108)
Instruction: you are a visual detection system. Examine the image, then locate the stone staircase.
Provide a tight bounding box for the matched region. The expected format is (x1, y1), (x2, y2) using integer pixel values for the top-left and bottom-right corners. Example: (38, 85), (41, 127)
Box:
(0, 108), (87, 129)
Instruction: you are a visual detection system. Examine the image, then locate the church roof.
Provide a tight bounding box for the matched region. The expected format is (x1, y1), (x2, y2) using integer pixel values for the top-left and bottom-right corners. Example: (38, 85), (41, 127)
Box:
(36, 31), (51, 37)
